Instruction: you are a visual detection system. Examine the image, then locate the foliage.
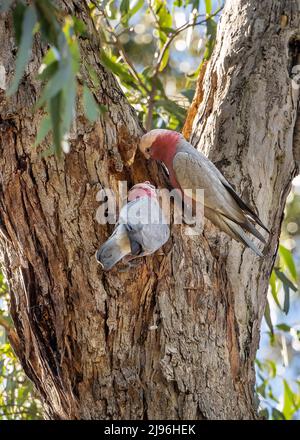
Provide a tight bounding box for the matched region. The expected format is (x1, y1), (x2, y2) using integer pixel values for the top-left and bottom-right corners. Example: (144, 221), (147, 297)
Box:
(257, 189), (300, 420)
(95, 0), (222, 130)
(2, 0), (222, 154)
(2, 0), (105, 155)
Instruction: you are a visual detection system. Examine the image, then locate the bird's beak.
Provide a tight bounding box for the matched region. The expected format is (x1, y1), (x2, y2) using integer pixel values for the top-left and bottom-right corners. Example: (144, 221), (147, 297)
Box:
(142, 149), (151, 160)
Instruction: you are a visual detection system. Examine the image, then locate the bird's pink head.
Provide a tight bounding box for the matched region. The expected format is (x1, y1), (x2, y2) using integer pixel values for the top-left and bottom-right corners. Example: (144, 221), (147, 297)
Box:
(139, 129), (182, 164)
(128, 181), (157, 202)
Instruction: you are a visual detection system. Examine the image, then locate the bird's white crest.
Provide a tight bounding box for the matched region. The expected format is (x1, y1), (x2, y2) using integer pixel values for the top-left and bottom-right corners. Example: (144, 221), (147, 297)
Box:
(139, 129), (173, 158)
(128, 181), (157, 201)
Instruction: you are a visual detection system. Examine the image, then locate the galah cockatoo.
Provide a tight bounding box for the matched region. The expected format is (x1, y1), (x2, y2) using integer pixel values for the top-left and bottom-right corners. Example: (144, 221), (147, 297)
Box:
(96, 181), (170, 270)
(139, 129), (269, 257)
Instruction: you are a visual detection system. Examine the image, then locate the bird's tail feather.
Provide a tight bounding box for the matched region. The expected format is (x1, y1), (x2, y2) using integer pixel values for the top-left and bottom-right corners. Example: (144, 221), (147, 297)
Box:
(222, 181), (270, 234)
(240, 219), (266, 244)
(222, 216), (264, 257)
(96, 224), (131, 270)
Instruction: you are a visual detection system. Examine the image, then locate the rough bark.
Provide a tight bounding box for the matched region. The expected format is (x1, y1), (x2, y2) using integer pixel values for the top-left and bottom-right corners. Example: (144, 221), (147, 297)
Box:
(0, 0), (299, 420)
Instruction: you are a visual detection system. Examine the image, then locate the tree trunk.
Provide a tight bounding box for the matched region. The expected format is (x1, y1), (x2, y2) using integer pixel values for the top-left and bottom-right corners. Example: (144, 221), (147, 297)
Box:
(0, 0), (299, 420)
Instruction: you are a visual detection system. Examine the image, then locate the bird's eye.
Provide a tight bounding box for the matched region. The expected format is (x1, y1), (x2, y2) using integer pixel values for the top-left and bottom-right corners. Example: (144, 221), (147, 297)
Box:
(146, 147), (151, 153)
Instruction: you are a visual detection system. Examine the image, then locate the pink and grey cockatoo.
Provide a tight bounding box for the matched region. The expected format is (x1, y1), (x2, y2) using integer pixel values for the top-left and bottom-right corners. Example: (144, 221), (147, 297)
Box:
(96, 182), (170, 270)
(139, 129), (269, 257)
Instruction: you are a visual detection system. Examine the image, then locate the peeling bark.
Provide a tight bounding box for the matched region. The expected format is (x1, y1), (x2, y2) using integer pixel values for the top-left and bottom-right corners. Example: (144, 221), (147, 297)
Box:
(0, 0), (299, 420)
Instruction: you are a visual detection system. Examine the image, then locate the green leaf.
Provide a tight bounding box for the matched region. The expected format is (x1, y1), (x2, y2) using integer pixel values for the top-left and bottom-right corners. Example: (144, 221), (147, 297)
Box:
(159, 47), (169, 72)
(279, 245), (297, 282)
(73, 17), (87, 37)
(41, 146), (55, 158)
(34, 115), (51, 147)
(203, 18), (217, 61)
(120, 0), (130, 15)
(38, 60), (59, 82)
(156, 98), (186, 120)
(283, 380), (298, 420)
(127, 0), (144, 20)
(36, 62), (72, 108)
(257, 381), (266, 398)
(12, 2), (26, 45)
(269, 270), (281, 310)
(69, 38), (80, 74)
(7, 5), (37, 96)
(154, 0), (172, 44)
(192, 0), (200, 9)
(49, 92), (63, 156)
(205, 0), (212, 15)
(283, 282), (290, 315)
(86, 63), (100, 88)
(100, 51), (136, 86)
(274, 268), (297, 292)
(264, 300), (273, 334)
(42, 47), (61, 66)
(160, 26), (176, 35)
(266, 360), (277, 378)
(61, 77), (76, 135)
(276, 323), (291, 332)
(83, 85), (99, 123)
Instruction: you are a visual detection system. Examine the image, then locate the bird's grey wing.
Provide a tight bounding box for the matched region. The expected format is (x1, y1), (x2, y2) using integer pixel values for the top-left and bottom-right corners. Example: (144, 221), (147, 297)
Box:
(173, 151), (245, 223)
(173, 150), (267, 248)
(179, 146), (269, 233)
(220, 180), (269, 233)
(126, 198), (170, 255)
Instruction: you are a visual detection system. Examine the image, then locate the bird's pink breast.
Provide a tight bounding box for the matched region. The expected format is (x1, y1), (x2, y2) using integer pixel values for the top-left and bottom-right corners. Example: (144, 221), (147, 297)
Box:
(153, 133), (182, 191)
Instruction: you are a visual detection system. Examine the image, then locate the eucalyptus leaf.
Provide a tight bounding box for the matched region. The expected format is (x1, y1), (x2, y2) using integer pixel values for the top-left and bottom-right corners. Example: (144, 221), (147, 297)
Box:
(100, 51), (136, 86)
(49, 92), (63, 156)
(128, 0), (144, 20)
(274, 268), (297, 292)
(12, 2), (26, 45)
(279, 244), (297, 282)
(7, 5), (37, 96)
(83, 85), (99, 123)
(34, 115), (51, 147)
(38, 61), (59, 82)
(205, 0), (212, 15)
(37, 62), (72, 108)
(283, 282), (290, 315)
(264, 300), (273, 335)
(276, 323), (291, 332)
(283, 379), (297, 419)
(269, 270), (281, 310)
